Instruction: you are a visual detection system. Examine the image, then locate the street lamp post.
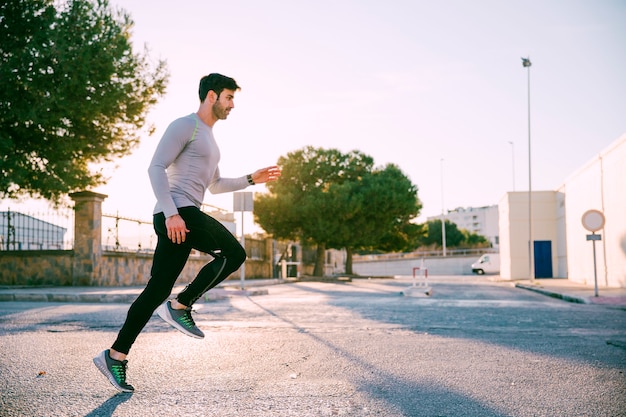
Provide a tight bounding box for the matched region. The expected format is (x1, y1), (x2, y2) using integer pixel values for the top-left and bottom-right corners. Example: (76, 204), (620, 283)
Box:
(508, 141), (515, 191)
(522, 56), (534, 282)
(440, 158), (447, 257)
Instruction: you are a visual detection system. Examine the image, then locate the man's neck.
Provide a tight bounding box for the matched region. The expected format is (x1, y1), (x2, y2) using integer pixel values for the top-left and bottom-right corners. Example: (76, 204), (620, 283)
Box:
(196, 105), (217, 127)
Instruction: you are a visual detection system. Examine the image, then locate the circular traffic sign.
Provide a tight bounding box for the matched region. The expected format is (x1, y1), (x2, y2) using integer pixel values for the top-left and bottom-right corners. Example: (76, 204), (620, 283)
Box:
(581, 210), (605, 232)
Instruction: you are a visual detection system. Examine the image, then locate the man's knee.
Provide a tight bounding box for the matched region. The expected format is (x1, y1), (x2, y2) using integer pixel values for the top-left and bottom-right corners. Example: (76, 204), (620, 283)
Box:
(233, 245), (247, 266)
(221, 244), (246, 268)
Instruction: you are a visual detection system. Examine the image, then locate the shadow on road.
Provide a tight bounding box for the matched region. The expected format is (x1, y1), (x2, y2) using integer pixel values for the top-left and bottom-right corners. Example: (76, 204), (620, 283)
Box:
(85, 392), (133, 417)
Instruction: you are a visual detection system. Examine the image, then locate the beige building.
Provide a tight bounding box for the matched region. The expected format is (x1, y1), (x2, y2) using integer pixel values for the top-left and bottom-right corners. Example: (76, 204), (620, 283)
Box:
(429, 205), (499, 248)
(499, 133), (626, 287)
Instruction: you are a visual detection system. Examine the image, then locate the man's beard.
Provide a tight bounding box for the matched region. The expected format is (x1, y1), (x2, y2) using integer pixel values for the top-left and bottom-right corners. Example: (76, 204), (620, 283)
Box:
(212, 102), (230, 120)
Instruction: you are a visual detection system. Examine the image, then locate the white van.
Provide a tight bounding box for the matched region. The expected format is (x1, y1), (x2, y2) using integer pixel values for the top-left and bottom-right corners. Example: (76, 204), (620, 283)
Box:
(471, 254), (500, 275)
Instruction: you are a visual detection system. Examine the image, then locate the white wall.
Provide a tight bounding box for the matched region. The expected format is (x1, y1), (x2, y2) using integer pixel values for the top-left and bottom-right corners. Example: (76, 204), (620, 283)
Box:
(499, 191), (559, 279)
(562, 135), (626, 287)
(353, 255), (480, 276)
(555, 191), (567, 278)
(499, 193), (525, 279)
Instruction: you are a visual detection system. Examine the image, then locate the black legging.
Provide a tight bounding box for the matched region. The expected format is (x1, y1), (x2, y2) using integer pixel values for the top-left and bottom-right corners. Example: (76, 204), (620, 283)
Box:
(111, 206), (246, 354)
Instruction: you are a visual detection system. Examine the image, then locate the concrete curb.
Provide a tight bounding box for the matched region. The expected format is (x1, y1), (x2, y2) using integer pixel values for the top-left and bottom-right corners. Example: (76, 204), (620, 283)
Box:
(515, 283), (587, 304)
(0, 289), (259, 304)
(0, 279), (284, 304)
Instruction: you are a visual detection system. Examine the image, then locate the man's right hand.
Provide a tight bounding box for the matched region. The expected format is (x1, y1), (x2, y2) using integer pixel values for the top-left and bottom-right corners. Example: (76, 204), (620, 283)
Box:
(165, 214), (190, 244)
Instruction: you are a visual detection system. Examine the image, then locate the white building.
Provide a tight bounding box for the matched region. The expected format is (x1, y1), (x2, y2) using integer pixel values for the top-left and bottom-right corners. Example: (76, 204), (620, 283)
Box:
(428, 205), (499, 248)
(0, 211), (67, 250)
(499, 133), (626, 287)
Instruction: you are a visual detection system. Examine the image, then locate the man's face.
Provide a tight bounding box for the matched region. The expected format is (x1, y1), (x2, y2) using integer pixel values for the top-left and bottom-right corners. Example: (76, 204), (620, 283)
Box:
(212, 88), (235, 120)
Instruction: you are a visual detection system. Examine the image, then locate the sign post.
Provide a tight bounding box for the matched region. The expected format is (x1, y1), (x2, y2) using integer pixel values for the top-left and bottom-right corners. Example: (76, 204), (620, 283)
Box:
(233, 192), (253, 289)
(581, 209), (605, 297)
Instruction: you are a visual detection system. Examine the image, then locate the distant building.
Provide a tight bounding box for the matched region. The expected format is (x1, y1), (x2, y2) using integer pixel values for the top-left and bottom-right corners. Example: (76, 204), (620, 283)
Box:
(354, 134), (625, 287)
(499, 133), (625, 287)
(428, 205), (499, 248)
(0, 211), (67, 250)
(206, 210), (236, 235)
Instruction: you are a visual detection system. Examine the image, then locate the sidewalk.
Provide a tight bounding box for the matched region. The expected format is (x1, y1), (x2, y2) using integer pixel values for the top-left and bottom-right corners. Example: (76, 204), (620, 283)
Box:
(1, 277), (625, 307)
(0, 278), (290, 303)
(514, 278), (626, 307)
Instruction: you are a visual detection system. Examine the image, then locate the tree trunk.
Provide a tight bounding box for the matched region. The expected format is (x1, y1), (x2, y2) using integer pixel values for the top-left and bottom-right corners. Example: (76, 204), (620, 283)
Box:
(345, 247), (353, 275)
(314, 243), (326, 277)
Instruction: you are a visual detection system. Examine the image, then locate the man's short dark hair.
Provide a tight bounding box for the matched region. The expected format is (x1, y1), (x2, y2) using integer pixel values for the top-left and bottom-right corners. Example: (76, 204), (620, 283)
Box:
(198, 73), (240, 102)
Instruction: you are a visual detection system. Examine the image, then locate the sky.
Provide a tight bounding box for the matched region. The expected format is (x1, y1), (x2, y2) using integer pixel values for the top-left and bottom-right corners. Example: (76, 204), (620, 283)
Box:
(4, 0), (626, 233)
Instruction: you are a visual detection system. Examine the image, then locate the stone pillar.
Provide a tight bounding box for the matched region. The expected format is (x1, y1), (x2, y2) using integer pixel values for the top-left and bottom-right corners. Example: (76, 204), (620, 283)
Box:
(70, 191), (107, 286)
(265, 237), (274, 278)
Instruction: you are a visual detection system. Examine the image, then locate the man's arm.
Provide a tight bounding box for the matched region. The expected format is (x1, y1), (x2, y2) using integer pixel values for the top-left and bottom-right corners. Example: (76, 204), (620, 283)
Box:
(208, 165), (282, 194)
(147, 118), (192, 218)
(148, 118), (194, 243)
(248, 166), (282, 184)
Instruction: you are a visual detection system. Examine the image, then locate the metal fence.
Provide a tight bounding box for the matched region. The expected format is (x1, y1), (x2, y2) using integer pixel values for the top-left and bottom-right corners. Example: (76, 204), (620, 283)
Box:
(0, 207), (73, 250)
(0, 206), (153, 252)
(353, 247), (496, 261)
(102, 213), (156, 252)
(101, 212), (269, 257)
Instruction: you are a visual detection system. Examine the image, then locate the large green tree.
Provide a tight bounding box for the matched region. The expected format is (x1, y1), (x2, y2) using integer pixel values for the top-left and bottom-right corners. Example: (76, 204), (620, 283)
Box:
(0, 0), (168, 201)
(254, 146), (422, 275)
(255, 147), (373, 275)
(324, 163), (421, 273)
(421, 219), (465, 248)
(420, 219), (489, 249)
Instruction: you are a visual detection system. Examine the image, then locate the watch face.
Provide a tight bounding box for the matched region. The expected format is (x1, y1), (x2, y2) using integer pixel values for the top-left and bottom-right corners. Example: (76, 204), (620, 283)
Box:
(581, 210), (605, 232)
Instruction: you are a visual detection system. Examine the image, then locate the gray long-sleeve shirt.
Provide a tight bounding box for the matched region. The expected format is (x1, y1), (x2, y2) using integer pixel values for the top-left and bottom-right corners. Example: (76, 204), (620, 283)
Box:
(148, 113), (249, 217)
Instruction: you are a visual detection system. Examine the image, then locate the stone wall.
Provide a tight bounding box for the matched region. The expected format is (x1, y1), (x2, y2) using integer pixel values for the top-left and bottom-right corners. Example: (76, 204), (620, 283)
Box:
(98, 251), (272, 286)
(0, 251), (73, 285)
(0, 191), (274, 286)
(0, 250), (273, 287)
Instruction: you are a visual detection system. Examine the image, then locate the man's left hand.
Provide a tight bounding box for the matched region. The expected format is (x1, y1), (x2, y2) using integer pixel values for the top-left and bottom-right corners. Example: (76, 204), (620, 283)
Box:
(250, 166), (281, 184)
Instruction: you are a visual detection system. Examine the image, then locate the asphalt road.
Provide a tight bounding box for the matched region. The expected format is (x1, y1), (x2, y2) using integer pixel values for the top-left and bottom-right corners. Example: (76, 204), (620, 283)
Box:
(0, 276), (625, 417)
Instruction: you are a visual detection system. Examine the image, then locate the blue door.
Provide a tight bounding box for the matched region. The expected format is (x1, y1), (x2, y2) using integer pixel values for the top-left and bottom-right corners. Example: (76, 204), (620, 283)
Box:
(534, 240), (553, 278)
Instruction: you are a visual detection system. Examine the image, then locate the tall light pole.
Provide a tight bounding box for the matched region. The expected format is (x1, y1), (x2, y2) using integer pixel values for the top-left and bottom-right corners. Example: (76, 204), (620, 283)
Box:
(440, 158), (447, 257)
(508, 141), (516, 191)
(522, 56), (534, 282)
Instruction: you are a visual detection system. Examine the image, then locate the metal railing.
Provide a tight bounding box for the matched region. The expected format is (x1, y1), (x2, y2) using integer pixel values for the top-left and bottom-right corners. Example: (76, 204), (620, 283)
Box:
(102, 212), (156, 252)
(0, 207), (73, 250)
(353, 247), (496, 261)
(101, 204), (233, 253)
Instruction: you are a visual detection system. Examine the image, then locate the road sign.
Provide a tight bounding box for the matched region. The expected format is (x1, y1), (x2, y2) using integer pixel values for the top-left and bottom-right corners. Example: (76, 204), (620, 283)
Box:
(581, 209), (605, 297)
(581, 209), (605, 232)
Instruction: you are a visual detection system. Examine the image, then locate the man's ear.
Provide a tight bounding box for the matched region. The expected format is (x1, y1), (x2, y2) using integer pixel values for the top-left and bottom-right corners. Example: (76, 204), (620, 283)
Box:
(207, 90), (218, 103)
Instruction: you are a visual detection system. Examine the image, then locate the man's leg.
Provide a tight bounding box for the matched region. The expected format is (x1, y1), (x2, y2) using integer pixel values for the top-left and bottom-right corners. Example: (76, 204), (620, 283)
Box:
(95, 213), (191, 392)
(174, 206), (247, 307)
(111, 213), (191, 355)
